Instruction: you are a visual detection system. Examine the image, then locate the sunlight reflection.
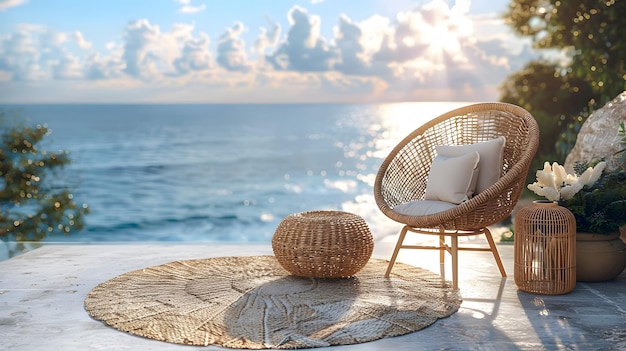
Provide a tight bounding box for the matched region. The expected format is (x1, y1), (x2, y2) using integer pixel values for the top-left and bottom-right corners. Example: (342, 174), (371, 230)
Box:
(324, 179), (357, 193)
(335, 102), (471, 241)
(260, 213), (274, 222)
(472, 311), (485, 319)
(356, 173), (376, 187)
(369, 102), (468, 159)
(284, 183), (302, 194)
(530, 297), (550, 316)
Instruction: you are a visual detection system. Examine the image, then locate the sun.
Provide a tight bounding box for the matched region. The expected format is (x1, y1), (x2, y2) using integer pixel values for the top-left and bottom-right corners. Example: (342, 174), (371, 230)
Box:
(426, 23), (461, 57)
(418, 1), (474, 65)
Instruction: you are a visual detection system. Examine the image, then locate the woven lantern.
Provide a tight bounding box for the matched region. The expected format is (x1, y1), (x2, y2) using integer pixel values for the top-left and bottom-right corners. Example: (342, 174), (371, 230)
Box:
(514, 200), (576, 295)
(272, 210), (374, 278)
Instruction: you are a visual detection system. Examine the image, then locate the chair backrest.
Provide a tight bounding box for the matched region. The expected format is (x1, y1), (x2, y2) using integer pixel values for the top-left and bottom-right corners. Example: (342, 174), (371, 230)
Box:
(374, 102), (540, 230)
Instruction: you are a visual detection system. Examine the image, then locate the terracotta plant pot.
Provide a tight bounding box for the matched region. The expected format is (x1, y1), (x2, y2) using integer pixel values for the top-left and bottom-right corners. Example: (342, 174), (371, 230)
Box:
(576, 232), (626, 282)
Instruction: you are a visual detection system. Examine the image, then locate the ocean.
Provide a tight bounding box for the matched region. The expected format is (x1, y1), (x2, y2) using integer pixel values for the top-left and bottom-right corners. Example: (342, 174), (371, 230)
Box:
(1, 102), (469, 255)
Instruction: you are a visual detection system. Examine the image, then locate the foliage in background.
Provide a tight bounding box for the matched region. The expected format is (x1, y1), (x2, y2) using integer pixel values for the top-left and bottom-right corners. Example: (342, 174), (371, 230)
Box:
(0, 110), (89, 256)
(559, 163), (626, 233)
(500, 0), (626, 184)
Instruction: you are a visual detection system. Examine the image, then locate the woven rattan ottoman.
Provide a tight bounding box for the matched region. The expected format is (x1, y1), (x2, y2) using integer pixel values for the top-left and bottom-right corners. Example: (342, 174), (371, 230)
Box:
(272, 210), (374, 278)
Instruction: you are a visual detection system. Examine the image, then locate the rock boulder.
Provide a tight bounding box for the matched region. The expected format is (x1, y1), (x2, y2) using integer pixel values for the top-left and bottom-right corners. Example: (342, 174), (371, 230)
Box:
(564, 91), (626, 173)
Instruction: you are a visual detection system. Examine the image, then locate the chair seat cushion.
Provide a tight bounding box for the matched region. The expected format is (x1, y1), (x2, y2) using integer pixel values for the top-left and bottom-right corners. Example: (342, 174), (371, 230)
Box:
(393, 200), (457, 216)
(424, 151), (480, 204)
(436, 136), (506, 194)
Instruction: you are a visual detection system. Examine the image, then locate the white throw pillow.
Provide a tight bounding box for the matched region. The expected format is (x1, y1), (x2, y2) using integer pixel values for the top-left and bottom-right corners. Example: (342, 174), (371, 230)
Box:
(436, 136), (506, 194)
(424, 151), (480, 204)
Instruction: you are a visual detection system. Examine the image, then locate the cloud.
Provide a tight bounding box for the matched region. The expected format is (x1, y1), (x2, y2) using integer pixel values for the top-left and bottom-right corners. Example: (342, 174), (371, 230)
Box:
(84, 50), (124, 80)
(0, 0), (539, 102)
(452, 0), (471, 14)
(0, 18), (218, 83)
(173, 31), (212, 75)
(320, 72), (389, 97)
(120, 20), (216, 80)
(121, 20), (162, 79)
(332, 15), (367, 75)
(74, 31), (93, 50)
(0, 0), (27, 11)
(0, 25), (45, 81)
(178, 4), (206, 14)
(216, 22), (251, 72)
(354, 0), (526, 98)
(0, 24), (93, 81)
(254, 17), (281, 57)
(176, 0), (206, 14)
(268, 6), (336, 71)
(50, 53), (83, 79)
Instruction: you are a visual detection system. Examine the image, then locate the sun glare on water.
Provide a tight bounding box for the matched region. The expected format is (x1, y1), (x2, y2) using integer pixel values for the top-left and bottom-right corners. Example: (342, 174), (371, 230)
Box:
(369, 101), (469, 158)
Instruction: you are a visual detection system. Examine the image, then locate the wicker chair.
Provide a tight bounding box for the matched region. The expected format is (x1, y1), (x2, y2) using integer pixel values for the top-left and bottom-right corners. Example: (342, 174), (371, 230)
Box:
(375, 102), (539, 289)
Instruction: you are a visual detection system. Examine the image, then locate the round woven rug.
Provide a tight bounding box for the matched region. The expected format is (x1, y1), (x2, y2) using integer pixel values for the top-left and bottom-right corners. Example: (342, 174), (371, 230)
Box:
(85, 256), (461, 349)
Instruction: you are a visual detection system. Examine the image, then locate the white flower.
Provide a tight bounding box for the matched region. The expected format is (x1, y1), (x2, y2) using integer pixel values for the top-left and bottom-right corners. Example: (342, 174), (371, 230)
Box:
(527, 183), (560, 202)
(552, 162), (567, 187)
(559, 182), (583, 200)
(577, 161), (606, 187)
(527, 161), (606, 201)
(536, 166), (556, 189)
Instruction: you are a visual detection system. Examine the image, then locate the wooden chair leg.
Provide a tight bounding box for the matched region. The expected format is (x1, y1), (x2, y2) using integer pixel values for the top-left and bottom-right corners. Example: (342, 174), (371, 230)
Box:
(438, 233), (446, 281)
(451, 235), (459, 290)
(484, 228), (507, 277)
(438, 234), (446, 265)
(385, 226), (408, 278)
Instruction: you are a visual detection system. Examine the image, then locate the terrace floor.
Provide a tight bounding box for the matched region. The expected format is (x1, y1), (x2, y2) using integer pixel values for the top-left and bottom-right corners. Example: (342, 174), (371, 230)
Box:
(1, 229), (625, 351)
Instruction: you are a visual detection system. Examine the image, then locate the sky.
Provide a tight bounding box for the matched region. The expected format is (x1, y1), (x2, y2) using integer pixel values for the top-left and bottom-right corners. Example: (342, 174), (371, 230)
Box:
(0, 0), (538, 104)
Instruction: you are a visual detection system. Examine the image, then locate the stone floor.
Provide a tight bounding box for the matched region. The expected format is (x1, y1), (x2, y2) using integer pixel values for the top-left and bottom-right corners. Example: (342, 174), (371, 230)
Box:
(1, 232), (625, 351)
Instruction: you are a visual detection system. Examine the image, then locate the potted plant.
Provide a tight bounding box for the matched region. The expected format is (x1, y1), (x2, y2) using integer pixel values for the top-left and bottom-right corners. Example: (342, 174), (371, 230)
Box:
(527, 160), (626, 281)
(561, 160), (626, 235)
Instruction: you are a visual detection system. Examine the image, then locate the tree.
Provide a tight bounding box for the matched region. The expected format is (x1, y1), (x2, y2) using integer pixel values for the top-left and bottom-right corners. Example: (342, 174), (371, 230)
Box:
(0, 111), (89, 256)
(500, 60), (595, 160)
(501, 0), (626, 165)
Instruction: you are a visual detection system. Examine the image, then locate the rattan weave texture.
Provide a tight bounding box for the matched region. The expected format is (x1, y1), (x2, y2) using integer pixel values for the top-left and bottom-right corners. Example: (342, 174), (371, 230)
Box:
(375, 102), (540, 230)
(514, 201), (577, 295)
(272, 210), (374, 278)
(84, 256), (461, 349)
(375, 102), (540, 288)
